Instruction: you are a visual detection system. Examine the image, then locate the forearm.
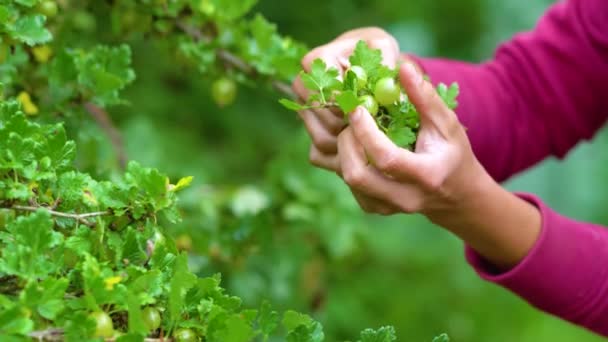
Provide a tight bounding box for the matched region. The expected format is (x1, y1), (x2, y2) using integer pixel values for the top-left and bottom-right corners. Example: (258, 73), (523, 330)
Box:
(427, 166), (541, 270)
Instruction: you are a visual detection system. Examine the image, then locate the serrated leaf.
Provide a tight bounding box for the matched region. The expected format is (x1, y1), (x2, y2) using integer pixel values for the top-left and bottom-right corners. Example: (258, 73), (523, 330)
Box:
(300, 59), (341, 104)
(387, 126), (416, 149)
(0, 306), (33, 335)
(335, 90), (359, 114)
(0, 210), (63, 278)
(21, 278), (69, 320)
(213, 314), (255, 342)
(348, 41), (396, 82)
(432, 333), (450, 342)
(168, 254), (197, 327)
(258, 301), (279, 337)
(126, 290), (147, 335)
(11, 15), (52, 46)
(359, 326), (396, 342)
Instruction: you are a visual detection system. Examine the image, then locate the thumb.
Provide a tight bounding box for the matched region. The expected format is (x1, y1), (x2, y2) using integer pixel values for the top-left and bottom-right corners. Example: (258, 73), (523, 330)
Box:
(399, 62), (452, 133)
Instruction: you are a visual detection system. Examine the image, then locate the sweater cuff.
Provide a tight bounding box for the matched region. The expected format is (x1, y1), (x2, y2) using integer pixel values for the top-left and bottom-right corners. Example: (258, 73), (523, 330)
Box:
(464, 193), (578, 302)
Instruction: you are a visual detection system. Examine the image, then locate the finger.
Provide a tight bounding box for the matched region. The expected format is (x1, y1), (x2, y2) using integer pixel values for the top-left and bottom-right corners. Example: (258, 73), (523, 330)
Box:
(349, 106), (423, 181)
(368, 38), (399, 68)
(302, 46), (343, 73)
(298, 110), (338, 154)
(350, 190), (400, 216)
(292, 75), (310, 101)
(338, 128), (422, 212)
(400, 63), (456, 135)
(309, 146), (340, 172)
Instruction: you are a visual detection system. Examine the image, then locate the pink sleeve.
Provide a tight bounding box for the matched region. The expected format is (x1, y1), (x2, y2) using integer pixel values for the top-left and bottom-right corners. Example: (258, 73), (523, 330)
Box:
(409, 0), (608, 336)
(411, 0), (608, 183)
(466, 194), (608, 336)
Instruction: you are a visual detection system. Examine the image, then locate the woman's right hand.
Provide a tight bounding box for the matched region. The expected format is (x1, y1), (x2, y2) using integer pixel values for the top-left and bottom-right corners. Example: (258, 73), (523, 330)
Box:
(292, 27), (406, 214)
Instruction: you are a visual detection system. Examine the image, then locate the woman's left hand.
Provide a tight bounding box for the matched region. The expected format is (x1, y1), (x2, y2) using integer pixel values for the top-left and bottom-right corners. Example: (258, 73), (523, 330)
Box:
(338, 62), (492, 219)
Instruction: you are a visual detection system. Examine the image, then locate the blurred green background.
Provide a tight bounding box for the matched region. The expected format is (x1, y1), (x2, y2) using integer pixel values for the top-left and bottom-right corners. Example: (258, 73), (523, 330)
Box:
(96, 0), (608, 340)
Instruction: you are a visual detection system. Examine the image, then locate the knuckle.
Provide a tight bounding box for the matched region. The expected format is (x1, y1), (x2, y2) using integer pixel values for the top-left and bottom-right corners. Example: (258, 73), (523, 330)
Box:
(343, 167), (366, 188)
(375, 150), (398, 172)
(311, 133), (335, 153)
(399, 200), (420, 214)
(308, 147), (321, 166)
(421, 168), (446, 192)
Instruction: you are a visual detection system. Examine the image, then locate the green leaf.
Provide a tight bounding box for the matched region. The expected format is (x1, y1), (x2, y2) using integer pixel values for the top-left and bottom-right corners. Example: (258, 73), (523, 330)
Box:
(211, 0), (257, 20)
(335, 90), (359, 114)
(282, 311), (313, 332)
(358, 326), (397, 342)
(21, 278), (69, 320)
(348, 41), (396, 82)
(168, 254), (197, 327)
(212, 314), (255, 342)
(10, 15), (52, 46)
(387, 126), (416, 149)
(0, 305), (33, 336)
(300, 59), (341, 104)
(63, 311), (97, 341)
(432, 333), (450, 342)
(122, 228), (148, 266)
(73, 45), (136, 106)
(0, 210), (63, 278)
(257, 301), (279, 338)
(279, 99), (307, 111)
(126, 291), (147, 335)
(436, 82), (459, 110)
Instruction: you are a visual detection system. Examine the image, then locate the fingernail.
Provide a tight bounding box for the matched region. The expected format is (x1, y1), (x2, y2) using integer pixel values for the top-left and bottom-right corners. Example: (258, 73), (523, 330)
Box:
(350, 107), (362, 122)
(404, 63), (423, 85)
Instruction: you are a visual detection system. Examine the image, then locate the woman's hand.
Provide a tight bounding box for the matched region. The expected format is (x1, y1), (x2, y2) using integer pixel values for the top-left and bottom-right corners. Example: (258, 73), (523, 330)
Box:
(292, 27), (401, 172)
(339, 62), (486, 217)
(293, 27), (407, 213)
(339, 62), (542, 270)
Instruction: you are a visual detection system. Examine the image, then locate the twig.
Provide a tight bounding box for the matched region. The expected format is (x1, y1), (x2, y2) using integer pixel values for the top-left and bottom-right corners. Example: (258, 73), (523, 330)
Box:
(83, 102), (128, 169)
(8, 205), (110, 227)
(175, 21), (298, 100)
(28, 328), (174, 342)
(28, 328), (63, 341)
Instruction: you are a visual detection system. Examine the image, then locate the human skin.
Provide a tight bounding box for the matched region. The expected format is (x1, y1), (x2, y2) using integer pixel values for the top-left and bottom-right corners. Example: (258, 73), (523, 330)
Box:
(292, 27), (541, 270)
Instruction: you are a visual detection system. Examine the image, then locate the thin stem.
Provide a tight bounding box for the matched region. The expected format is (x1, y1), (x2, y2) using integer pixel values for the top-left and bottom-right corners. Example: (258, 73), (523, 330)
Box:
(175, 21), (298, 100)
(83, 102), (128, 169)
(6, 205), (110, 227)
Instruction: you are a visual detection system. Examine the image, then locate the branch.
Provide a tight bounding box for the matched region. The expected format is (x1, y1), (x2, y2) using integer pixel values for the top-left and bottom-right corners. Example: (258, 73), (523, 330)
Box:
(7, 205), (110, 227)
(175, 21), (298, 100)
(84, 102), (128, 169)
(28, 328), (174, 342)
(28, 328), (64, 341)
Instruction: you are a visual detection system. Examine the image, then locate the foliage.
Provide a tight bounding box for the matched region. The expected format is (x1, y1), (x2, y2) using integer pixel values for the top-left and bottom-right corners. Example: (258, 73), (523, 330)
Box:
(0, 0), (455, 341)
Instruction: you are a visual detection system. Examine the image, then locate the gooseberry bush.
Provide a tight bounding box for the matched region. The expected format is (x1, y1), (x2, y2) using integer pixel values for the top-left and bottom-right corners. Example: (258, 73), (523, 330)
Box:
(0, 0), (451, 341)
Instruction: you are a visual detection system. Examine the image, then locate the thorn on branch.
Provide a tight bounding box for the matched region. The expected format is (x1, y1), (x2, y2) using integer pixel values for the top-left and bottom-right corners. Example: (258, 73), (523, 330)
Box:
(83, 102), (128, 169)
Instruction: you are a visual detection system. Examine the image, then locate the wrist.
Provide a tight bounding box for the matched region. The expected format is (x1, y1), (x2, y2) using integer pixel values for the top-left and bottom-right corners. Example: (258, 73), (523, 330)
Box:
(425, 164), (542, 269)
